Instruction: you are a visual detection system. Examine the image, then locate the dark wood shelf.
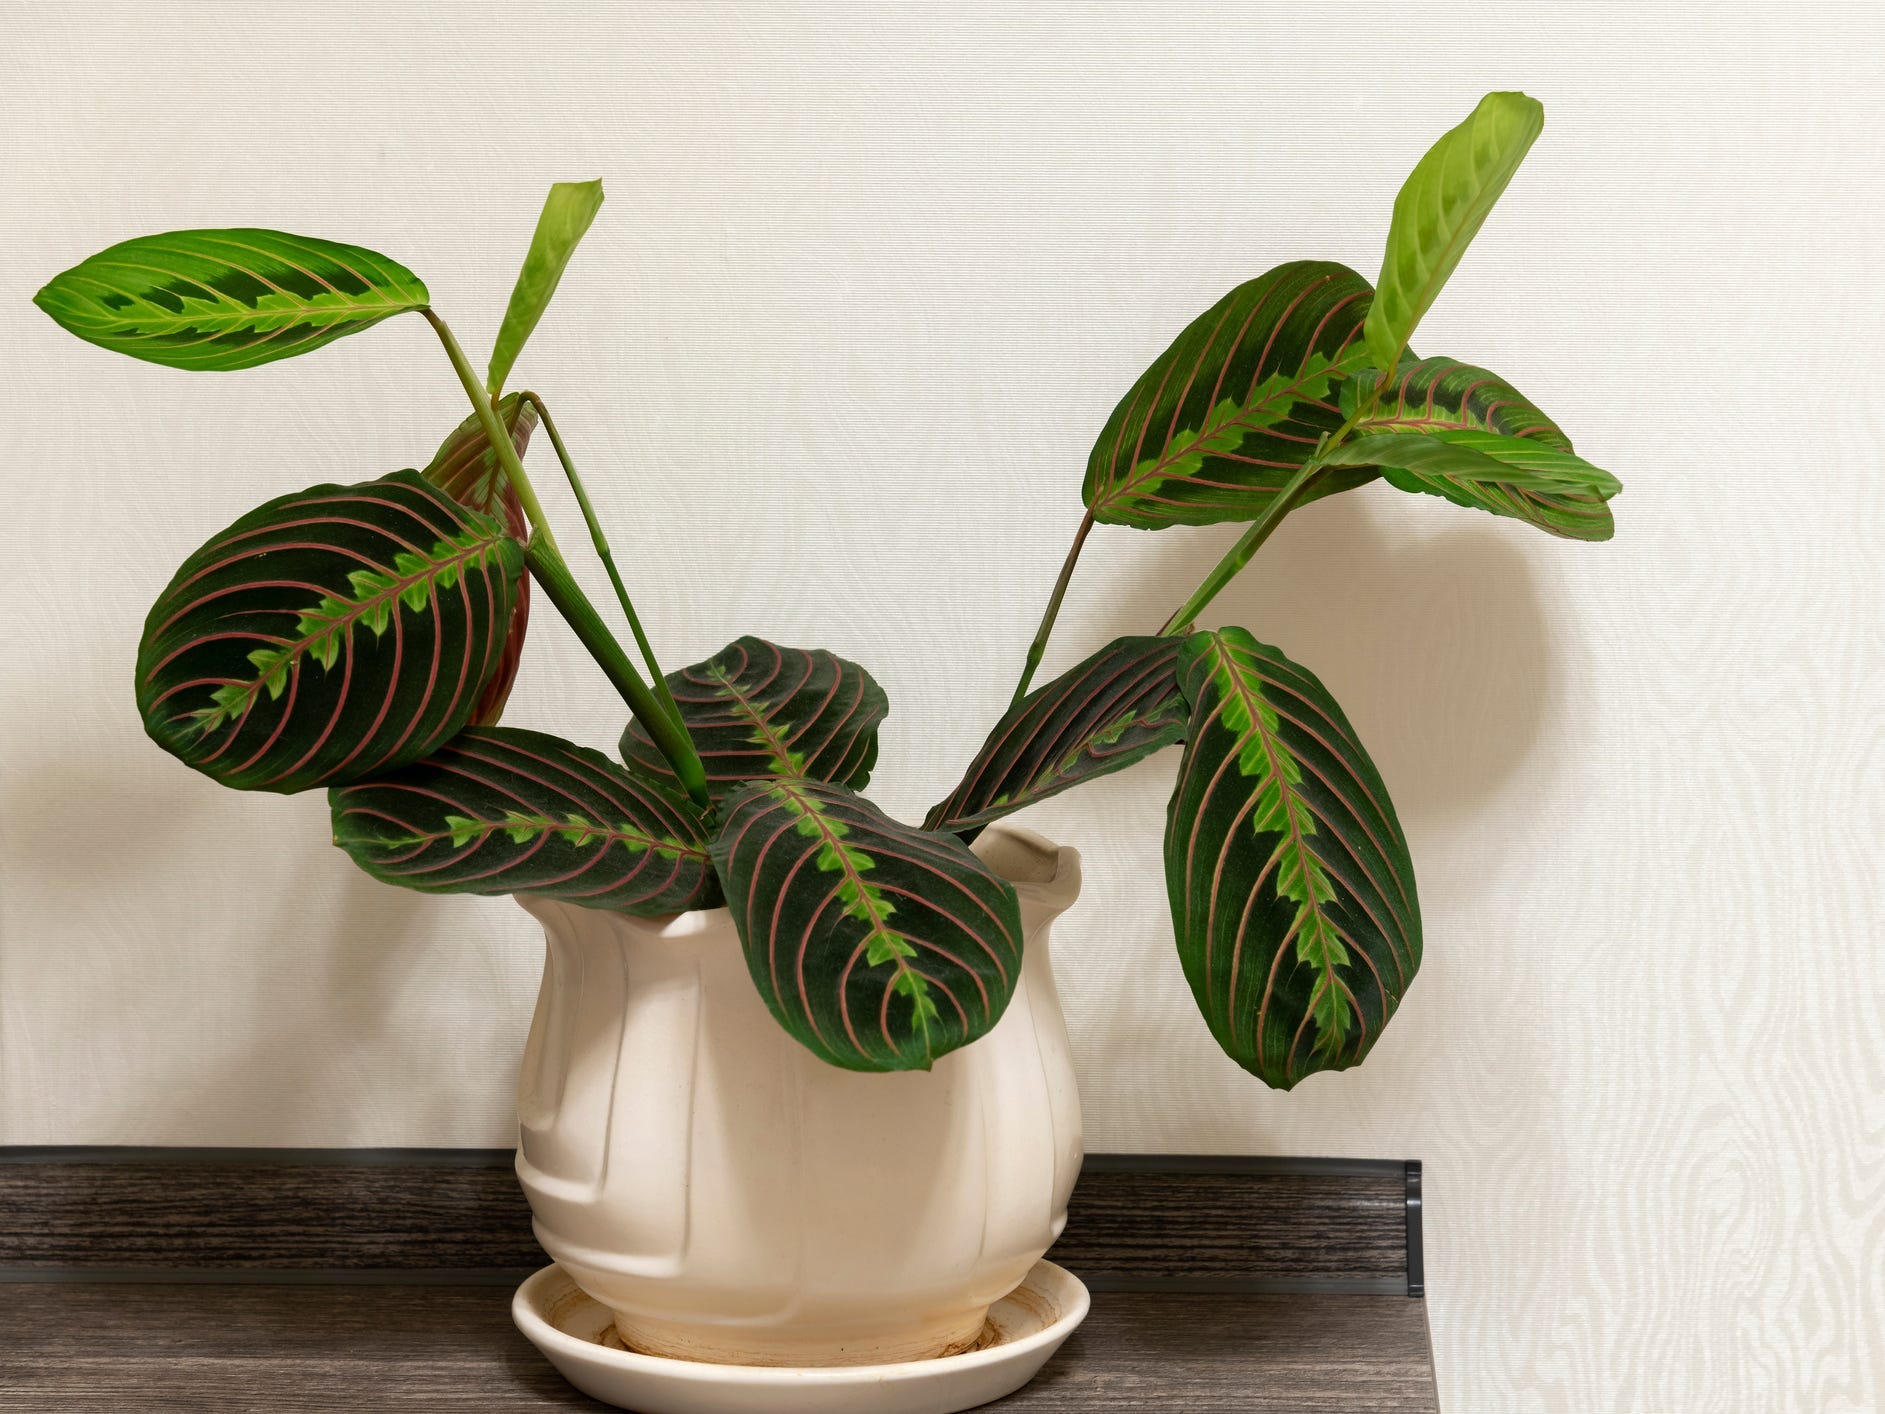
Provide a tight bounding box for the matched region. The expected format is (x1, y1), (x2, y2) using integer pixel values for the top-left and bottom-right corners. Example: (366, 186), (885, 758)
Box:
(0, 1282), (1437, 1411)
(0, 1149), (1437, 1410)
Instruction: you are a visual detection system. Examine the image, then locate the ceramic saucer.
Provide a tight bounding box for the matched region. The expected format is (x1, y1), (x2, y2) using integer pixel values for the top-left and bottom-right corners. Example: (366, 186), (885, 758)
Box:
(511, 1259), (1089, 1414)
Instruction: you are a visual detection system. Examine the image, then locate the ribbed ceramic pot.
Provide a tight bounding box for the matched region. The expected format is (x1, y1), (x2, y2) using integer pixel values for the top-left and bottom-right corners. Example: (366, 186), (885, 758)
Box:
(513, 823), (1084, 1368)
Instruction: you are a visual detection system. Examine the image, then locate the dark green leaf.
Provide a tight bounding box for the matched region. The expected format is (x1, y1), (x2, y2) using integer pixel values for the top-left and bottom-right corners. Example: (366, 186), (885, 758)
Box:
(1337, 358), (1618, 540)
(34, 229), (428, 371)
(1364, 91), (1544, 375)
(136, 470), (524, 794)
(926, 636), (1186, 832)
(423, 393), (541, 722)
(1083, 262), (1378, 529)
(486, 180), (604, 397)
(330, 725), (717, 915)
(713, 778), (1024, 1072)
(620, 636), (888, 805)
(1166, 627), (1420, 1089)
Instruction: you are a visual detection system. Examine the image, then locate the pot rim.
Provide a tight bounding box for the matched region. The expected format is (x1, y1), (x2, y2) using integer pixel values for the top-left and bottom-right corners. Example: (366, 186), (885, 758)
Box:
(513, 821), (1081, 939)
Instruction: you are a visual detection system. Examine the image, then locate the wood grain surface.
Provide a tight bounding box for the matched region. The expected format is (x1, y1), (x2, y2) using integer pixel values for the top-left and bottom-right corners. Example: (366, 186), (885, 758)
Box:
(0, 1152), (540, 1272)
(0, 1283), (1439, 1412)
(0, 1151), (1417, 1292)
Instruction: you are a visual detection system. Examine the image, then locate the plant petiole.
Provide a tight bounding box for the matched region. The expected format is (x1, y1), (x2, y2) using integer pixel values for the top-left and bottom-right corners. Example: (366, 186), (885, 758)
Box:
(524, 539), (712, 810)
(424, 309), (708, 807)
(518, 391), (687, 734)
(1006, 509), (1095, 707)
(421, 309), (560, 554)
(1155, 368), (1390, 634)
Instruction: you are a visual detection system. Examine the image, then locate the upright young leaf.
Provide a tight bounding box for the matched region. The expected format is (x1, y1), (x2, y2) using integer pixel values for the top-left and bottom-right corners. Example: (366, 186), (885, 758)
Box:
(485, 180), (604, 397)
(1166, 628), (1420, 1089)
(620, 637), (888, 805)
(330, 726), (717, 915)
(1083, 262), (1378, 529)
(1336, 358), (1619, 540)
(137, 470), (524, 794)
(423, 393), (541, 722)
(1365, 92), (1544, 376)
(34, 229), (428, 371)
(713, 779), (1024, 1072)
(926, 636), (1186, 832)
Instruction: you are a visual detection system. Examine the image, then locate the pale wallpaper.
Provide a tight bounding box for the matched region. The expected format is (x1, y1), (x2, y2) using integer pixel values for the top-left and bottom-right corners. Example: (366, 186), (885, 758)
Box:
(1, 4), (1880, 1410)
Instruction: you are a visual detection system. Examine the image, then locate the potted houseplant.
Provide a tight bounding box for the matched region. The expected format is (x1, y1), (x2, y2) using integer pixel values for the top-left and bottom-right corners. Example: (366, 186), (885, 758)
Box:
(35, 90), (1617, 1408)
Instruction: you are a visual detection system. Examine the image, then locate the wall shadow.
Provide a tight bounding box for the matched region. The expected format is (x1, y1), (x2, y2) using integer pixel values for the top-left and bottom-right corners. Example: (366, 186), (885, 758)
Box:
(1088, 487), (1556, 839)
(1055, 485), (1571, 1158)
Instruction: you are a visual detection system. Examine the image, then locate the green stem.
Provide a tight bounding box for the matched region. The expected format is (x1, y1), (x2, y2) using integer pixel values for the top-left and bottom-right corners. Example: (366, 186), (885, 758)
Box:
(518, 391), (686, 733)
(1157, 463), (1325, 635)
(1007, 509), (1095, 707)
(421, 309), (559, 555)
(1155, 370), (1392, 636)
(422, 310), (706, 807)
(525, 539), (711, 809)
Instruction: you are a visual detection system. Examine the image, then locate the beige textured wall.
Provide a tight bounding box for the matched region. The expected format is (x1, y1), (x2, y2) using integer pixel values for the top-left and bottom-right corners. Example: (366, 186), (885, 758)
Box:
(3, 3), (1881, 1408)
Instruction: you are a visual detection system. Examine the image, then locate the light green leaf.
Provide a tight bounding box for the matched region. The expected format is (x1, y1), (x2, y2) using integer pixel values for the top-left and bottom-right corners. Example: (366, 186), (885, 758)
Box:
(34, 229), (428, 371)
(1364, 92), (1544, 376)
(485, 180), (604, 396)
(1325, 429), (1619, 494)
(1334, 357), (1620, 540)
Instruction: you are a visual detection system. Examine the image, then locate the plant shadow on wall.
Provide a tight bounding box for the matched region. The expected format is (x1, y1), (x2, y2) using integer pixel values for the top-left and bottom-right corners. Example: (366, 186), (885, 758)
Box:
(1062, 494), (1559, 1129)
(30, 91), (1620, 1100)
(1116, 490), (1554, 834)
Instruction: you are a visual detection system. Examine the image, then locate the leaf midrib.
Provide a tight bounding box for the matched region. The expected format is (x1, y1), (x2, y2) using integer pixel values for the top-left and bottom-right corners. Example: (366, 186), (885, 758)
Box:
(360, 811), (689, 856)
(1105, 362), (1331, 506)
(221, 532), (501, 712)
(1208, 640), (1349, 1052)
(776, 783), (934, 1059)
(710, 665), (801, 775)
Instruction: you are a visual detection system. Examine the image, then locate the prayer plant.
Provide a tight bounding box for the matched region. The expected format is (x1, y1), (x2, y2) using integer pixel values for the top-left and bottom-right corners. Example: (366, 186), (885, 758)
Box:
(37, 92), (1618, 1088)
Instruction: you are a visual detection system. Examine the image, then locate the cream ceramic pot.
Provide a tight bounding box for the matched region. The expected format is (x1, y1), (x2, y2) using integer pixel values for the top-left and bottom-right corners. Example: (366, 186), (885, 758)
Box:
(513, 824), (1084, 1368)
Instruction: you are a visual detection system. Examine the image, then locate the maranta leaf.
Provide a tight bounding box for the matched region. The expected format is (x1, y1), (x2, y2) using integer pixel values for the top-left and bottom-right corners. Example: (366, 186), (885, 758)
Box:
(1337, 358), (1619, 540)
(1083, 261), (1378, 529)
(136, 470), (523, 794)
(1365, 91), (1543, 375)
(330, 726), (716, 915)
(927, 636), (1186, 832)
(35, 228), (428, 371)
(621, 636), (887, 805)
(1166, 627), (1420, 1089)
(713, 779), (1023, 1072)
(486, 180), (604, 397)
